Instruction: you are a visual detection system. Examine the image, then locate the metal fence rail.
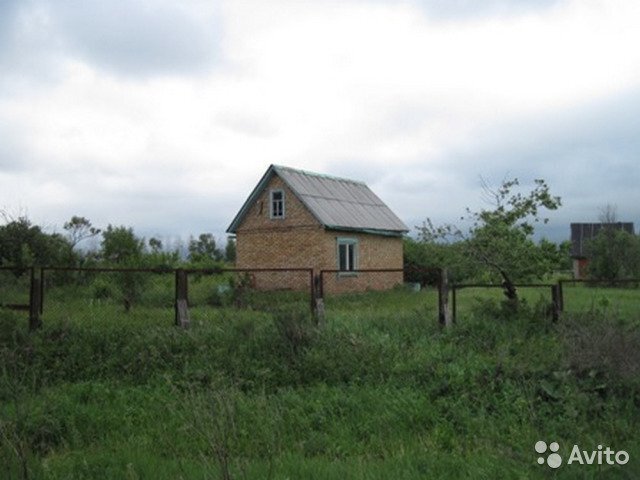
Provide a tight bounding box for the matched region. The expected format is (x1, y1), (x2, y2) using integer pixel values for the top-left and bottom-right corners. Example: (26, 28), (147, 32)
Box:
(4, 263), (638, 331)
(0, 266), (315, 329)
(451, 283), (558, 322)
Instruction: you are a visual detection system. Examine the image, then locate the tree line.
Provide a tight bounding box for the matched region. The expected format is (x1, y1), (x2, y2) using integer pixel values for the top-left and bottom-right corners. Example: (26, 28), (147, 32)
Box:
(0, 214), (236, 272)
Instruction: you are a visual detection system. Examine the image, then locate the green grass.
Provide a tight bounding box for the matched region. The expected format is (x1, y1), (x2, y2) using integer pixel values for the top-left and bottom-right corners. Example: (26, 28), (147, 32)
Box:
(1, 285), (640, 479)
(452, 283), (640, 321)
(561, 283), (640, 318)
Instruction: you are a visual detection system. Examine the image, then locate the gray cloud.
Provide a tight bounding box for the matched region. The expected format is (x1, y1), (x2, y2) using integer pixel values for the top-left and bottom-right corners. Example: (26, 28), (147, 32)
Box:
(2, 0), (638, 247)
(419, 89), (640, 238)
(0, 124), (34, 173)
(51, 0), (220, 76)
(411, 0), (561, 20)
(0, 0), (220, 80)
(0, 1), (59, 85)
(0, 0), (20, 43)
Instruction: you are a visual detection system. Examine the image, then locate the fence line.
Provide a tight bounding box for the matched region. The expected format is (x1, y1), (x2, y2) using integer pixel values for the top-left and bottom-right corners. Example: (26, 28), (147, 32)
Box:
(451, 283), (558, 323)
(0, 266), (40, 329)
(452, 278), (640, 322)
(4, 264), (640, 331)
(0, 266), (316, 330)
(316, 267), (448, 325)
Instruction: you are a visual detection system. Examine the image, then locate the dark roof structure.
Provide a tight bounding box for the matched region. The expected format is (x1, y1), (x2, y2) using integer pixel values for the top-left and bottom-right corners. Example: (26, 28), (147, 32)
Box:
(570, 222), (635, 258)
(227, 165), (409, 236)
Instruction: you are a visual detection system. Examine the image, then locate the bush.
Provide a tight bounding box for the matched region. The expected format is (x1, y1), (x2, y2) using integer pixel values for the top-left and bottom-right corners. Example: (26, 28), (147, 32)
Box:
(270, 305), (317, 359)
(91, 278), (117, 300)
(0, 309), (26, 345)
(560, 311), (640, 382)
(470, 295), (553, 323)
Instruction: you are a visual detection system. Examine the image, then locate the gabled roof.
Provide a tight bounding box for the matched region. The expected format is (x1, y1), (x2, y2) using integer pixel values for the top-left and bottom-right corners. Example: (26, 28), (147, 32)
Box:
(570, 222), (635, 258)
(227, 165), (409, 235)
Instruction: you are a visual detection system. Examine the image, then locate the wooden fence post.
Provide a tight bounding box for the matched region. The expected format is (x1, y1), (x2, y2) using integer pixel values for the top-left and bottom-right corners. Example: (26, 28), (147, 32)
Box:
(551, 285), (560, 322)
(438, 268), (452, 327)
(174, 269), (190, 328)
(557, 281), (564, 312)
(313, 273), (325, 326)
(39, 267), (45, 314)
(452, 285), (457, 324)
(29, 270), (42, 331)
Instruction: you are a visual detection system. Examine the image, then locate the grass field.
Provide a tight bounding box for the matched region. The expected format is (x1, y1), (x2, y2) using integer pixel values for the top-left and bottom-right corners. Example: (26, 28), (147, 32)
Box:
(1, 284), (639, 479)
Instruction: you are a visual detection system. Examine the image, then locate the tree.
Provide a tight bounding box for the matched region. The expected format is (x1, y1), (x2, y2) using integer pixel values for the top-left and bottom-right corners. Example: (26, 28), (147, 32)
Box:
(587, 230), (640, 281)
(586, 206), (640, 281)
(146, 237), (181, 270)
(100, 225), (145, 265)
(224, 236), (236, 264)
(188, 234), (223, 264)
(403, 236), (479, 285)
(539, 239), (572, 272)
(419, 177), (561, 302)
(63, 216), (101, 250)
(100, 225), (146, 312)
(0, 216), (74, 269)
(148, 237), (163, 254)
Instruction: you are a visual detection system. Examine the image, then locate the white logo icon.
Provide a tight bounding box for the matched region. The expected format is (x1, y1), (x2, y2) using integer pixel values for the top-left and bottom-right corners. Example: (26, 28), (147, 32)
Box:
(536, 440), (562, 469)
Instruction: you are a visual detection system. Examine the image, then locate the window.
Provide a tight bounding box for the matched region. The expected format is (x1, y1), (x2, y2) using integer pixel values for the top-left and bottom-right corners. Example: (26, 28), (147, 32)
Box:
(337, 238), (358, 272)
(270, 189), (285, 219)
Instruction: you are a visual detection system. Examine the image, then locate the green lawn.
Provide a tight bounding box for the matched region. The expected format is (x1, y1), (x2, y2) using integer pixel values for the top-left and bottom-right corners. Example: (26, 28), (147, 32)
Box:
(1, 285), (639, 479)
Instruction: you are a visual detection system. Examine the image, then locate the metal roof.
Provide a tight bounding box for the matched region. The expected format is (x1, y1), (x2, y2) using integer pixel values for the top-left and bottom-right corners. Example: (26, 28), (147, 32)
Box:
(227, 165), (409, 235)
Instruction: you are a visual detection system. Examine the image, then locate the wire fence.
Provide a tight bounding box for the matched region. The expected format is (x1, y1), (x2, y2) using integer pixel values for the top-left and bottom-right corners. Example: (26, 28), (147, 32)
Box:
(451, 283), (557, 322)
(3, 264), (638, 329)
(32, 267), (313, 327)
(0, 266), (32, 311)
(558, 279), (640, 315)
(451, 278), (640, 321)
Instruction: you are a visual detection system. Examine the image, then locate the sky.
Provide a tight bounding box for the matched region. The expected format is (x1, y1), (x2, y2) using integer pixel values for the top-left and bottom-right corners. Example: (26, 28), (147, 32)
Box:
(1, 0), (639, 248)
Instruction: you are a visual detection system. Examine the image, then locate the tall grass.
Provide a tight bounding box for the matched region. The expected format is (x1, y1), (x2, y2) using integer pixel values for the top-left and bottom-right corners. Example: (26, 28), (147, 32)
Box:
(1, 286), (639, 479)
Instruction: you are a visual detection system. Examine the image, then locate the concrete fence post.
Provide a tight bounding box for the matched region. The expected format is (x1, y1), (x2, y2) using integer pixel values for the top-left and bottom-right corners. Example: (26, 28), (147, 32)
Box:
(438, 268), (452, 327)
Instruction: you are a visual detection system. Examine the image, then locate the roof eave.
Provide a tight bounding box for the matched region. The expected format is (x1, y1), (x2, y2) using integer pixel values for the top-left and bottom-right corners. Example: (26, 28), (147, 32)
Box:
(325, 225), (408, 237)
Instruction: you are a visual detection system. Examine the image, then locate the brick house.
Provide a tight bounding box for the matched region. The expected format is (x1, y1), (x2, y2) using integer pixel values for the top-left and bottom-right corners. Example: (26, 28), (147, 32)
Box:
(226, 165), (409, 293)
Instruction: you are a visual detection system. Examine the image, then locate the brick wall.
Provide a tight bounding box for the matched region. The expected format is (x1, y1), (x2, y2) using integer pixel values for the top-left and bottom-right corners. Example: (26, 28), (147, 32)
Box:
(235, 176), (318, 234)
(321, 232), (403, 294)
(235, 174), (404, 293)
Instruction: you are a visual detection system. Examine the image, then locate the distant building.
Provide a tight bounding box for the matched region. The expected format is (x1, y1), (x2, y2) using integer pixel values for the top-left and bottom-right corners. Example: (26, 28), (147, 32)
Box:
(227, 165), (409, 293)
(570, 222), (635, 278)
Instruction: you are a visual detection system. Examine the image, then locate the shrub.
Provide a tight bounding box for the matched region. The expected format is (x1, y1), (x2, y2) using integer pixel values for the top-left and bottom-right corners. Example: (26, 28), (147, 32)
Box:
(91, 278), (116, 300)
(270, 305), (317, 358)
(560, 311), (640, 382)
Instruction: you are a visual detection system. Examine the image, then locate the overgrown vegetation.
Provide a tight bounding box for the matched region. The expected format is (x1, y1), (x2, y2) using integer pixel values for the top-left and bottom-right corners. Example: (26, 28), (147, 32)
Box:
(0, 212), (236, 272)
(406, 178), (567, 302)
(1, 288), (639, 479)
(2, 184), (639, 478)
(586, 206), (640, 281)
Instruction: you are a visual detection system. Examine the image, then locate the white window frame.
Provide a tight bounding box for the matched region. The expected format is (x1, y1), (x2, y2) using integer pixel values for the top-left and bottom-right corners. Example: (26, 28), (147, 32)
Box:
(270, 189), (285, 219)
(337, 237), (358, 275)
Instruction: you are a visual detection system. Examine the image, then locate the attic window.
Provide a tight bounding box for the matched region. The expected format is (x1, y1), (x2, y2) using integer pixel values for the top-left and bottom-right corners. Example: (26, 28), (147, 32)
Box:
(270, 189), (285, 219)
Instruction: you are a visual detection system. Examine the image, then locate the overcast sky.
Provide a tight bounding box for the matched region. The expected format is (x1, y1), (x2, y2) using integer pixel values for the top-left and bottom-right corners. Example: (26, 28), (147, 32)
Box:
(1, 0), (639, 247)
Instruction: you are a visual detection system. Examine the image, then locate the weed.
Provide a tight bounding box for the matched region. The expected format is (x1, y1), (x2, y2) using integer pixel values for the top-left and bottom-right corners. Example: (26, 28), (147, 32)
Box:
(559, 310), (640, 382)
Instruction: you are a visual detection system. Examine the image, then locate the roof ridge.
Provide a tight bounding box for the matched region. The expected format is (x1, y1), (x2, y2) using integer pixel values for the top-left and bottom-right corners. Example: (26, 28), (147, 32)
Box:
(272, 164), (367, 186)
